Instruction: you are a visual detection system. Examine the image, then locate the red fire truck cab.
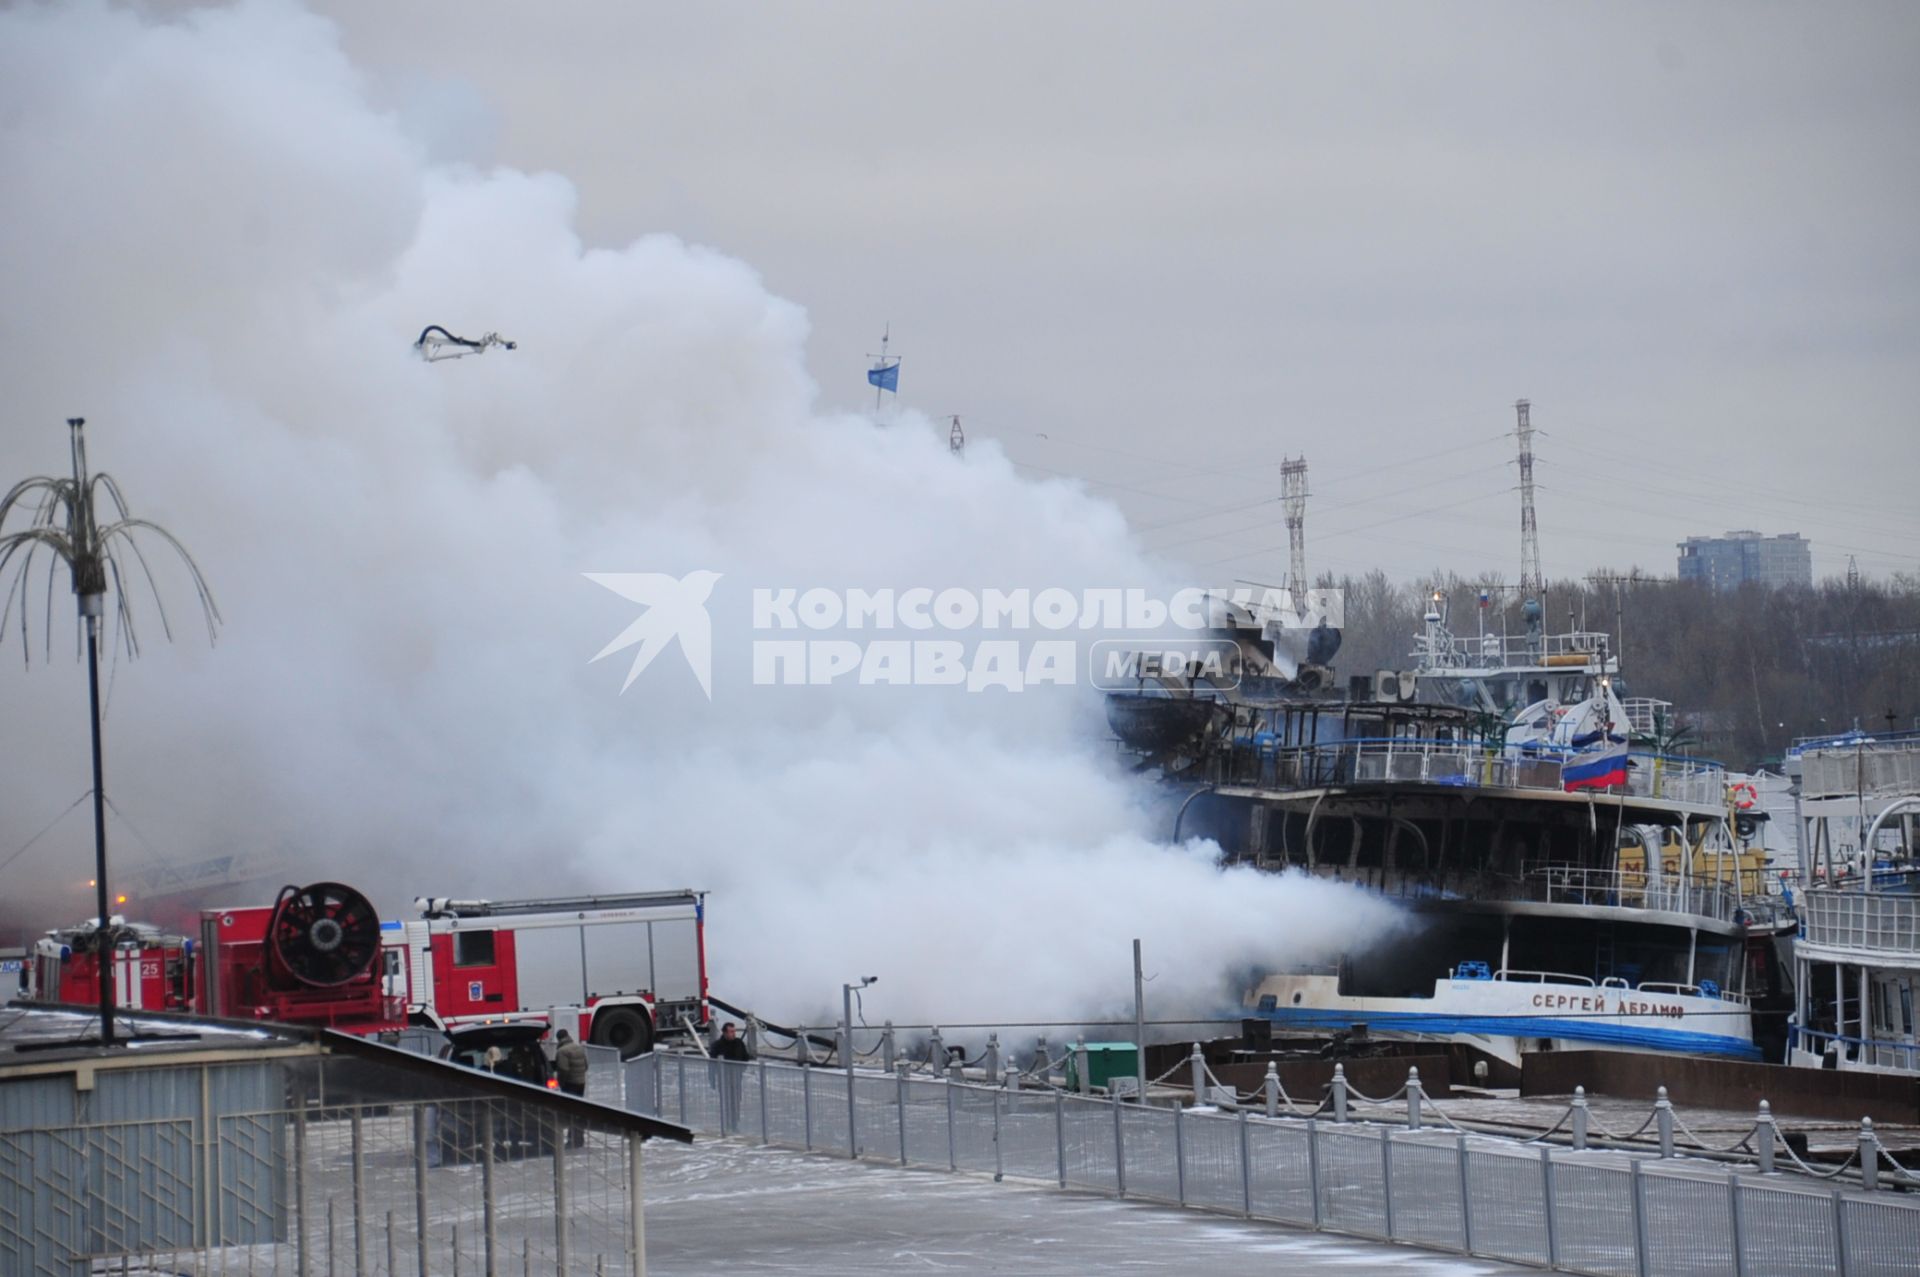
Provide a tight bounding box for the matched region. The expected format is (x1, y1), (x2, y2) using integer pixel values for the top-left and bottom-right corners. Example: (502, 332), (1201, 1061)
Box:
(405, 890), (708, 1058)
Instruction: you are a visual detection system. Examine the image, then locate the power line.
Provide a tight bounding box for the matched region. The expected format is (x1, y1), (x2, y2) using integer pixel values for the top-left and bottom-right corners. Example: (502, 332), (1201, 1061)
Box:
(1008, 459), (1222, 507)
(1199, 486), (1514, 567)
(1549, 413), (1920, 526)
(1149, 461), (1509, 553)
(0, 790), (90, 878)
(1540, 472), (1920, 563)
(1133, 494), (1280, 536)
(1546, 434), (1920, 538)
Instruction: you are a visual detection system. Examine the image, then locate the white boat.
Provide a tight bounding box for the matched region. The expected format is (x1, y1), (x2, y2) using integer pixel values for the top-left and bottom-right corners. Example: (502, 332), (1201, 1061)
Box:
(1251, 965), (1755, 1068)
(1783, 729), (1920, 1073)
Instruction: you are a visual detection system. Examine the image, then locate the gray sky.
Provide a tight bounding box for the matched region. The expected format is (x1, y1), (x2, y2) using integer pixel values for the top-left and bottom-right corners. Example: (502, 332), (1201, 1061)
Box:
(0, 0), (1910, 1009)
(321, 0), (1920, 584)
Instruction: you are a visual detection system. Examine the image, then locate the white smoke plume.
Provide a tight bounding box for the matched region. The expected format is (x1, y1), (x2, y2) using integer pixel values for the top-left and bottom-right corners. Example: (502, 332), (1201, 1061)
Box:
(0, 1), (1399, 1029)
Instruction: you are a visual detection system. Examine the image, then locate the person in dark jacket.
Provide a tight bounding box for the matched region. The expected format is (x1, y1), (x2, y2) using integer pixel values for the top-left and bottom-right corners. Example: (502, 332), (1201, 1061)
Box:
(554, 1029), (590, 1147)
(711, 1022), (751, 1132)
(712, 1022), (752, 1062)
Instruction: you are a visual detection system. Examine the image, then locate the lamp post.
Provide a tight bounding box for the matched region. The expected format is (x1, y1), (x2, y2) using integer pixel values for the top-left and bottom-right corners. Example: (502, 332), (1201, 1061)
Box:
(1133, 939), (1147, 1103)
(843, 977), (876, 1156)
(0, 418), (220, 1047)
(53, 422), (116, 1042)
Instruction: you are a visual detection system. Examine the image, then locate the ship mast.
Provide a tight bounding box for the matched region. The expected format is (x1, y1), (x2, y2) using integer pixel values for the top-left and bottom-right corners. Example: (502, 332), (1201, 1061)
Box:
(867, 323), (902, 414)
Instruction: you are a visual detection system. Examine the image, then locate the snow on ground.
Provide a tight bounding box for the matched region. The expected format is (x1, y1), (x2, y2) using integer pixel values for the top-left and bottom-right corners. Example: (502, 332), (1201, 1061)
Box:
(641, 1137), (1523, 1275)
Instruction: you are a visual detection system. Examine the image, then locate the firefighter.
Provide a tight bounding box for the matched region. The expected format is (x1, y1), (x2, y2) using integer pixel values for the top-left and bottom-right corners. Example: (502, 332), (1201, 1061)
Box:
(554, 1029), (590, 1147)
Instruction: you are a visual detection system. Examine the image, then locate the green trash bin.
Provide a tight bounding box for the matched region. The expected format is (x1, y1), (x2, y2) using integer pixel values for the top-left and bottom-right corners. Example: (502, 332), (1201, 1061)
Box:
(1064, 1042), (1139, 1091)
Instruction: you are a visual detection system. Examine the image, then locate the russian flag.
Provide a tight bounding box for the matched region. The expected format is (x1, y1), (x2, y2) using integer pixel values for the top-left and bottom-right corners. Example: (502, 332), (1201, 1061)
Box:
(1563, 743), (1630, 791)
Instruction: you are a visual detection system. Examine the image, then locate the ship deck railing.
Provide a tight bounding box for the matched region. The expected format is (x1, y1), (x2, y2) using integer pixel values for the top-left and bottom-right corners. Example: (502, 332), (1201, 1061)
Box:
(1412, 628), (1613, 672)
(1794, 739), (1920, 800)
(1474, 969), (1748, 1003)
(1736, 893), (1800, 930)
(1638, 980), (1750, 1004)
(1217, 736), (1727, 807)
(1526, 863), (1743, 925)
(1617, 696), (1673, 735)
(1486, 968), (1597, 987)
(1327, 865), (1761, 928)
(1789, 1023), (1920, 1072)
(1788, 726), (1920, 757)
(1799, 888), (1920, 957)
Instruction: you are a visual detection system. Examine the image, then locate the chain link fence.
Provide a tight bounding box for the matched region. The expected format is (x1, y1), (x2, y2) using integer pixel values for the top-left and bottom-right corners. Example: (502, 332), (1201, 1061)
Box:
(630, 1051), (1920, 1277)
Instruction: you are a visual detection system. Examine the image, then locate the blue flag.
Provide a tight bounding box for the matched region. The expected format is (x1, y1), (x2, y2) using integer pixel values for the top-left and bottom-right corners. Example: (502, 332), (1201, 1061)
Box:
(867, 361), (899, 393)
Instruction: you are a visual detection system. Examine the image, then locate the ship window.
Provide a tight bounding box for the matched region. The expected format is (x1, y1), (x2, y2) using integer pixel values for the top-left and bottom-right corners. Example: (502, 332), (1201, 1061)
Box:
(453, 930), (497, 968)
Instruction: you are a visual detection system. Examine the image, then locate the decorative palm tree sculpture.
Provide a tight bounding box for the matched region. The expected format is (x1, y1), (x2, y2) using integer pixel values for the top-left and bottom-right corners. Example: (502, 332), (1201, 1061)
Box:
(1, 419), (220, 1044)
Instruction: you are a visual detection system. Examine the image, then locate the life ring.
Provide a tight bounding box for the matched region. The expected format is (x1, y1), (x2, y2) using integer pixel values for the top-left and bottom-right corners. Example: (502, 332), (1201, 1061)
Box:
(1729, 781), (1759, 810)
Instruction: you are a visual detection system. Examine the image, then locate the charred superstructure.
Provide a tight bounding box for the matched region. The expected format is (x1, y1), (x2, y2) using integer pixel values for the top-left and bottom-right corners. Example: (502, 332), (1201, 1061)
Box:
(1110, 587), (1788, 1067)
(1105, 589), (1342, 766)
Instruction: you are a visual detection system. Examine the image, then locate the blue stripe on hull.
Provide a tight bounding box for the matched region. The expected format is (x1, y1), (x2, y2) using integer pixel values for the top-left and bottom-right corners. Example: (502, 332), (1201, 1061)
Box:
(1255, 1007), (1761, 1060)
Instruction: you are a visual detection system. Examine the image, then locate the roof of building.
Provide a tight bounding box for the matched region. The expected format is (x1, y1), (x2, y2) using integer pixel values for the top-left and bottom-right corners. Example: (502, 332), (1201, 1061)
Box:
(0, 1001), (693, 1143)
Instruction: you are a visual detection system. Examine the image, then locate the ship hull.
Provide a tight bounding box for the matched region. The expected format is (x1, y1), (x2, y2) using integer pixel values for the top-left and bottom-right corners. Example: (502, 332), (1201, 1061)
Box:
(1249, 971), (1760, 1070)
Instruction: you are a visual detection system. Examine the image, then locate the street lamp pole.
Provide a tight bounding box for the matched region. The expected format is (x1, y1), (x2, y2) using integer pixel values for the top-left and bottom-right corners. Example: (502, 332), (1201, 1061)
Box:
(843, 977), (876, 1157)
(1133, 939), (1147, 1103)
(68, 420), (114, 1047)
(0, 417), (221, 1049)
(84, 598), (112, 1046)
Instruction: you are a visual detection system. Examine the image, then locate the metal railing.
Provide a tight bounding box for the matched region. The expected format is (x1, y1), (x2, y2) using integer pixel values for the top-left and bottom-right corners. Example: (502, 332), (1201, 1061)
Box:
(628, 1052), (1920, 1275)
(1789, 1025), (1920, 1073)
(1790, 728), (1920, 758)
(1361, 864), (1748, 928)
(1800, 889), (1920, 956)
(1218, 737), (1727, 807)
(1414, 629), (1613, 673)
(1618, 698), (1673, 736)
(1527, 864), (1743, 925)
(1796, 743), (1920, 800)
(0, 1054), (646, 1276)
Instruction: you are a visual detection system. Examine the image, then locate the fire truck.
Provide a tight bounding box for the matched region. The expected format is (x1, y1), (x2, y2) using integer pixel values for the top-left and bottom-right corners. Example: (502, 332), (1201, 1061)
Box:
(30, 919), (193, 1014)
(404, 890), (709, 1057)
(31, 881), (405, 1033)
(26, 883), (709, 1059)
